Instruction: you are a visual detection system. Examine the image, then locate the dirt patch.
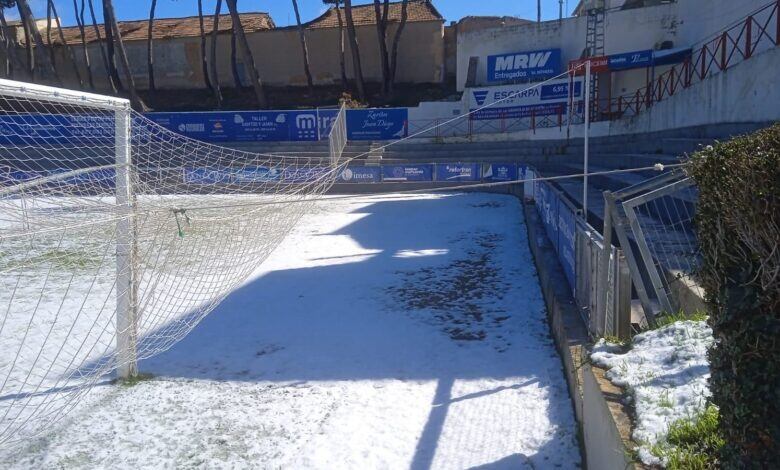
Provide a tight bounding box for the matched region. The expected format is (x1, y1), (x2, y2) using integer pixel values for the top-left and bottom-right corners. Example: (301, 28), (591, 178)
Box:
(387, 231), (513, 351)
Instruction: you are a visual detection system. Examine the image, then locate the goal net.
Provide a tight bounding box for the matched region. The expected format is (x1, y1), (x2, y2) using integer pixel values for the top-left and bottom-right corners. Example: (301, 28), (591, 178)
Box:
(0, 79), (347, 447)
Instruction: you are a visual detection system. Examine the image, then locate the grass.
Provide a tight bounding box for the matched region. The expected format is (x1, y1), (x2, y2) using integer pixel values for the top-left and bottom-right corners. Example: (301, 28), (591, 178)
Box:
(651, 404), (723, 469)
(652, 310), (709, 329)
(115, 372), (155, 387)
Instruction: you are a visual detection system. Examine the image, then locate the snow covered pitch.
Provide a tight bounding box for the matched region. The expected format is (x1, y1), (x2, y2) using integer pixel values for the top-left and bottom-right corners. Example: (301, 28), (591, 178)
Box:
(3, 192), (581, 469)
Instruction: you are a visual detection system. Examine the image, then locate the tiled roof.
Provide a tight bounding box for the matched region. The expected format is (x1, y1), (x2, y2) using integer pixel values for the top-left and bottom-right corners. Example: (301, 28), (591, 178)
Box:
(306, 1), (444, 29)
(48, 12), (274, 46)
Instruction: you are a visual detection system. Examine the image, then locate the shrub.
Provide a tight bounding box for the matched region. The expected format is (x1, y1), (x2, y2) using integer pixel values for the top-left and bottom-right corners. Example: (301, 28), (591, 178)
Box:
(687, 124), (780, 467)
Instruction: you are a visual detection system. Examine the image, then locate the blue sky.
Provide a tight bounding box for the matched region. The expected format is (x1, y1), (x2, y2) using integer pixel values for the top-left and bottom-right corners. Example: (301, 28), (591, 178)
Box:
(7, 1), (577, 28)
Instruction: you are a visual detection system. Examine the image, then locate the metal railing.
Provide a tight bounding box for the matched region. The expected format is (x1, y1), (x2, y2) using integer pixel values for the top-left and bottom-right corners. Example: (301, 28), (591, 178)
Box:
(328, 105), (347, 166)
(597, 0), (780, 120)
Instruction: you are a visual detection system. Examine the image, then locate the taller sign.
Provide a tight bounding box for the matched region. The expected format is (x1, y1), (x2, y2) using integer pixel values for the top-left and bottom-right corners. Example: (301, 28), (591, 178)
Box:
(487, 48), (562, 82)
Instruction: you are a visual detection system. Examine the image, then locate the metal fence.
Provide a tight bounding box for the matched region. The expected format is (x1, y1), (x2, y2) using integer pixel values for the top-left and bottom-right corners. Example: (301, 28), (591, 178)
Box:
(604, 170), (700, 325)
(328, 105), (348, 166)
(532, 172), (632, 339)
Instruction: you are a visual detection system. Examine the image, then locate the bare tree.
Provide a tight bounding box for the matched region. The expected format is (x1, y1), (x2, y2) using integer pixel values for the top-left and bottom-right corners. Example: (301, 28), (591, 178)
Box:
(322, 0), (348, 90)
(101, 0), (123, 91)
(196, 0), (213, 91)
(88, 0), (118, 92)
(343, 0), (365, 101)
(291, 0), (313, 93)
(230, 27), (242, 88)
(103, 0), (147, 110)
(372, 0), (393, 95)
(388, 0), (408, 93)
(48, 0), (84, 89)
(0, 1), (22, 78)
(16, 0), (58, 81)
(74, 0), (95, 89)
(209, 0), (223, 107)
(225, 0), (267, 107)
(147, 0), (157, 93)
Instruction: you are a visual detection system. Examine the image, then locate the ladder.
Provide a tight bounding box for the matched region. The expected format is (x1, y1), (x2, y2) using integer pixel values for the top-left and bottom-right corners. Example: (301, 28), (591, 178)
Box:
(585, 5), (605, 119)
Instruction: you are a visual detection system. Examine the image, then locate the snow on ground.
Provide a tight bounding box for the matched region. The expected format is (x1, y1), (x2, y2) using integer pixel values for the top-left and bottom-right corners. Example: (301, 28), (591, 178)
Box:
(591, 320), (713, 466)
(3, 192), (581, 469)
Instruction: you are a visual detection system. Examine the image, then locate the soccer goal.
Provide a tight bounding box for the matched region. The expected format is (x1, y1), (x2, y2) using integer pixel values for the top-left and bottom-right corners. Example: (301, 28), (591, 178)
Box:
(0, 78), (347, 446)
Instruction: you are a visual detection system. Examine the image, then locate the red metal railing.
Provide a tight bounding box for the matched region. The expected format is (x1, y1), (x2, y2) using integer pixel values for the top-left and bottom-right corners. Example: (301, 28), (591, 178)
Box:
(597, 0), (780, 121)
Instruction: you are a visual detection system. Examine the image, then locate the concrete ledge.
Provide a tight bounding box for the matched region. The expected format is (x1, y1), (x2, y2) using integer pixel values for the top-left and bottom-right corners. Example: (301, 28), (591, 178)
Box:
(521, 199), (638, 470)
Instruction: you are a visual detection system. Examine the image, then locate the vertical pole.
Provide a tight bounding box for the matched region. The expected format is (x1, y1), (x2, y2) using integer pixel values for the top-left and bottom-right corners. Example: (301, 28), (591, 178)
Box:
(583, 59), (591, 222)
(115, 104), (138, 380)
(745, 17), (752, 59)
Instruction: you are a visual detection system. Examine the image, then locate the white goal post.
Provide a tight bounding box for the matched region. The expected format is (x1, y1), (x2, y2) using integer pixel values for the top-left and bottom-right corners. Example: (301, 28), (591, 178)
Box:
(0, 78), (347, 447)
(0, 79), (139, 380)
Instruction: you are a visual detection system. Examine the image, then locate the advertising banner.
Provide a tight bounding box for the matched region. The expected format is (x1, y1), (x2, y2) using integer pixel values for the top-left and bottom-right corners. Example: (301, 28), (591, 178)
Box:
(148, 110), (322, 142)
(482, 163), (518, 182)
(0, 114), (114, 145)
(557, 201), (577, 290)
(346, 109), (408, 140)
(435, 163), (481, 182)
(608, 49), (653, 70)
(381, 164), (433, 182)
(339, 166), (381, 183)
(487, 48), (562, 82)
(568, 56), (610, 74)
(468, 77), (583, 121)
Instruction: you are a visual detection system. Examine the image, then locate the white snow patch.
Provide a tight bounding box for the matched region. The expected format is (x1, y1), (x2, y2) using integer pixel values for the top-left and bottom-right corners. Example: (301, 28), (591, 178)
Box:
(3, 193), (581, 469)
(591, 320), (713, 466)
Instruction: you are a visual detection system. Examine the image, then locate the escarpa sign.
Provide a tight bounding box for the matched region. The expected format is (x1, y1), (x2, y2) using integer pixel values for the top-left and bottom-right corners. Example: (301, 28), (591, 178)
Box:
(487, 48), (561, 82)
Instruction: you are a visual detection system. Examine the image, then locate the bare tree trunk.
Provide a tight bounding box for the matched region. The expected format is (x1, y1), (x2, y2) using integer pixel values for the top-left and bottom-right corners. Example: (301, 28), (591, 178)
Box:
(46, 1), (57, 75)
(210, 0), (223, 108)
(88, 0), (117, 93)
(388, 0), (408, 93)
(225, 0), (267, 107)
(334, 3), (348, 89)
(103, 0), (147, 110)
(197, 0), (213, 92)
(17, 0), (59, 82)
(101, 0), (123, 91)
(147, 0), (157, 93)
(0, 7), (21, 78)
(49, 0), (84, 89)
(343, 0), (365, 101)
(372, 0), (391, 95)
(230, 28), (243, 88)
(291, 0), (314, 93)
(74, 0), (95, 89)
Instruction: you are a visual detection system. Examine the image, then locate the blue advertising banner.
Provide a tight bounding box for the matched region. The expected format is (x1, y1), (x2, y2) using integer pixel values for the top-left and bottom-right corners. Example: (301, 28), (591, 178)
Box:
(534, 179), (577, 293)
(148, 110), (322, 142)
(473, 103), (569, 120)
(183, 168), (232, 184)
(381, 164), (433, 182)
(339, 166), (381, 183)
(317, 109), (340, 138)
(435, 163), (481, 182)
(557, 201), (577, 290)
(540, 81), (583, 101)
(346, 109), (408, 140)
(608, 49), (653, 70)
(0, 114), (114, 145)
(482, 163), (518, 182)
(487, 48), (561, 82)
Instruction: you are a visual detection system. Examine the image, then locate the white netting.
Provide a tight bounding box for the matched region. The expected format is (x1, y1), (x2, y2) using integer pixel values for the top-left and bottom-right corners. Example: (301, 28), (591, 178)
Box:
(0, 79), (347, 446)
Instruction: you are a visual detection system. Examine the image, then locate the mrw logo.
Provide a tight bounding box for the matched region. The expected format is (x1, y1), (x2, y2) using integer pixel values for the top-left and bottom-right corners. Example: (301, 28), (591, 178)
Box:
(472, 90), (489, 106)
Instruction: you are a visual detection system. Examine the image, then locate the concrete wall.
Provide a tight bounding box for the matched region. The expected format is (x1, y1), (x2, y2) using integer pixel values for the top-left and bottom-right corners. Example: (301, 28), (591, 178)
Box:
(31, 19), (445, 92)
(456, 0), (768, 100)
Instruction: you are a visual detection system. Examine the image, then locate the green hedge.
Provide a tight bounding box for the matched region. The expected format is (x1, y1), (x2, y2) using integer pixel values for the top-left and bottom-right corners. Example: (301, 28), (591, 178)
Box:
(688, 124), (780, 467)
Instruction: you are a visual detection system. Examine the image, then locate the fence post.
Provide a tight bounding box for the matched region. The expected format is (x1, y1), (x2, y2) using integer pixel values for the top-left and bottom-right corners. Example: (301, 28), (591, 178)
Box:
(700, 45), (707, 78)
(115, 103), (138, 380)
(746, 17), (753, 58)
(558, 104), (563, 129)
(720, 32), (728, 69)
(531, 109), (536, 134)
